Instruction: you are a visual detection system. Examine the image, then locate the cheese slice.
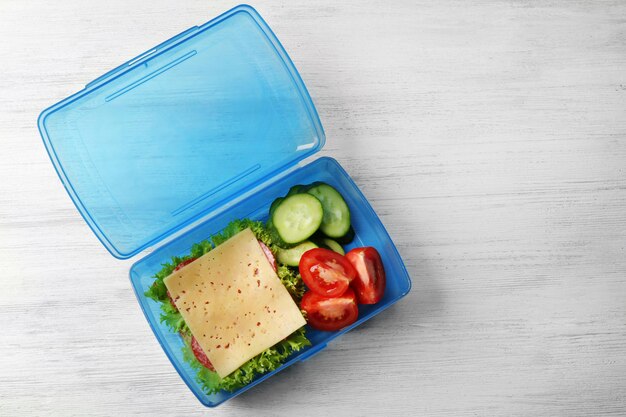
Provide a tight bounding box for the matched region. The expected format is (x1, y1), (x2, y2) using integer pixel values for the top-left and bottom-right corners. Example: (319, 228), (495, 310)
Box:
(163, 228), (306, 378)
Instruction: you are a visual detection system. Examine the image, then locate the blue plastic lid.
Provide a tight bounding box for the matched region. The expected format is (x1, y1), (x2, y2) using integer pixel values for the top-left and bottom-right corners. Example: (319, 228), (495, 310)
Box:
(38, 5), (325, 259)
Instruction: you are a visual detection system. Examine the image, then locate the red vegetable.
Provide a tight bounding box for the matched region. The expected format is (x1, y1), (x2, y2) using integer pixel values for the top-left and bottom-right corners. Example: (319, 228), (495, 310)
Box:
(346, 247), (386, 304)
(301, 287), (359, 331)
(191, 336), (215, 371)
(299, 248), (356, 297)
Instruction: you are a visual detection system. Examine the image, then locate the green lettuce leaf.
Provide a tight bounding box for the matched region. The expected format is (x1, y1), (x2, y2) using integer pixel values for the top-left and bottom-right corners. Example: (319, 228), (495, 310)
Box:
(145, 219), (310, 394)
(144, 245), (212, 335)
(210, 218), (276, 249)
(218, 327), (310, 393)
(182, 327), (311, 394)
(160, 301), (189, 334)
(190, 240), (212, 259)
(277, 264), (305, 300)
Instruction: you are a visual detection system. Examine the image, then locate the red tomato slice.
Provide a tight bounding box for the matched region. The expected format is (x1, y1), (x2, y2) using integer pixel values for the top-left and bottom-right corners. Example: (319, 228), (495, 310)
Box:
(299, 248), (357, 297)
(191, 336), (215, 371)
(258, 240), (277, 271)
(346, 247), (386, 304)
(301, 287), (359, 331)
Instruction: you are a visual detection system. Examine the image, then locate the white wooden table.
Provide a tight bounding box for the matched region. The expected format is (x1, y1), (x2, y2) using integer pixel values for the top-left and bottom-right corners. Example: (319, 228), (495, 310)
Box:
(1, 1), (625, 416)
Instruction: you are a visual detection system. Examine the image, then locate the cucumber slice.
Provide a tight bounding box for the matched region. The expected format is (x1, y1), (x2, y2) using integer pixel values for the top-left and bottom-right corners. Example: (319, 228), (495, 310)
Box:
(318, 238), (345, 255)
(277, 241), (318, 266)
(306, 183), (351, 238)
(266, 218), (290, 248)
(269, 197), (284, 216)
(271, 194), (323, 244)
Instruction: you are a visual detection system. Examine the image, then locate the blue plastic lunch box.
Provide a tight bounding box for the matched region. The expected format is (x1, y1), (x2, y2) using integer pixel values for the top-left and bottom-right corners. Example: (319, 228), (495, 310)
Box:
(37, 5), (411, 407)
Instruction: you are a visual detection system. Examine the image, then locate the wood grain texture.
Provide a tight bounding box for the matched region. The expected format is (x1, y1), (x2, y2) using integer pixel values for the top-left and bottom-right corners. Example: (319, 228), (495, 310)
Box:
(1, 0), (626, 415)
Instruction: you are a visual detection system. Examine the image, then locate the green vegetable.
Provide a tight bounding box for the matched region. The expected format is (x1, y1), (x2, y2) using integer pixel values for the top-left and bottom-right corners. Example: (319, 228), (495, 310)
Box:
(193, 328), (311, 394)
(315, 237), (345, 255)
(145, 219), (310, 394)
(277, 241), (318, 266)
(306, 182), (351, 238)
(266, 218), (293, 249)
(271, 193), (324, 244)
(144, 240), (214, 335)
(210, 218), (275, 250)
(269, 197), (284, 216)
(160, 300), (190, 334)
(286, 184), (307, 196)
(276, 264), (306, 300)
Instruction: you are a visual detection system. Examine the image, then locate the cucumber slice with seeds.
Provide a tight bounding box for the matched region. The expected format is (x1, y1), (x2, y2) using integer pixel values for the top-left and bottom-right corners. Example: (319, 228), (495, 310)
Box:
(271, 194), (323, 244)
(277, 241), (318, 266)
(306, 183), (351, 238)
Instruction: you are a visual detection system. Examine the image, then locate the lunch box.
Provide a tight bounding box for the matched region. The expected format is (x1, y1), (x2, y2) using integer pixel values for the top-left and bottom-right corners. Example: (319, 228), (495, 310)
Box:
(37, 5), (412, 407)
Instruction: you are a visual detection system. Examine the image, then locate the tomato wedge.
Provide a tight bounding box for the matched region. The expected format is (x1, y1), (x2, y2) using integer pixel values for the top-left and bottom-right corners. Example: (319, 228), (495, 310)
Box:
(191, 336), (215, 371)
(346, 247), (386, 304)
(258, 240), (277, 271)
(299, 248), (357, 297)
(301, 287), (359, 331)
